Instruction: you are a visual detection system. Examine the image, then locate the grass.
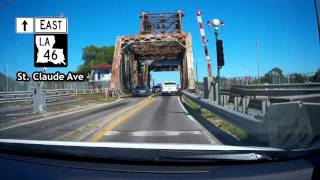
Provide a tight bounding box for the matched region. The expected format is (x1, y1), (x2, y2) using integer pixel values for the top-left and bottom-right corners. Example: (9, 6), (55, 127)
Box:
(183, 97), (201, 110)
(182, 96), (248, 140)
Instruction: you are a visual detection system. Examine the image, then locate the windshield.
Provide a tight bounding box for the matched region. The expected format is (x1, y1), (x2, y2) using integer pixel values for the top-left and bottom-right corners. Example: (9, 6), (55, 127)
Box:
(164, 82), (177, 85)
(0, 0), (320, 160)
(136, 86), (147, 89)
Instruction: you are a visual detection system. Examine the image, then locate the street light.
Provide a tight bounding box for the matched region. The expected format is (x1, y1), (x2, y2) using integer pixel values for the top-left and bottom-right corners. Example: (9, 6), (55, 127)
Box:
(213, 18), (220, 27)
(211, 18), (224, 105)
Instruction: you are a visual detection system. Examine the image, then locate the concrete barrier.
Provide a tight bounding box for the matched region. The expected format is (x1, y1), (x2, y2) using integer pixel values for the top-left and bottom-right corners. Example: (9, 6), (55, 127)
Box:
(181, 90), (268, 145)
(266, 102), (320, 149)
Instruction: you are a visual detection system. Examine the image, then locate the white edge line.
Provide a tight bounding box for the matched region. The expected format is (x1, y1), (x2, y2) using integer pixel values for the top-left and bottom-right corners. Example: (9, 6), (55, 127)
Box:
(178, 97), (221, 144)
(0, 98), (123, 132)
(0, 139), (283, 151)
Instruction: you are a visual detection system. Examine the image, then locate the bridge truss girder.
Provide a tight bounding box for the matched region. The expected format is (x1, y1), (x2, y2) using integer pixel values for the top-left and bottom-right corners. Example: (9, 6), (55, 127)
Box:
(111, 33), (195, 92)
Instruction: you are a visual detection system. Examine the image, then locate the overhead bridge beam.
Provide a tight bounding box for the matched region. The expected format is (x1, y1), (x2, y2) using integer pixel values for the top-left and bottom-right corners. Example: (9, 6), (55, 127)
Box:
(111, 33), (195, 92)
(110, 11), (195, 93)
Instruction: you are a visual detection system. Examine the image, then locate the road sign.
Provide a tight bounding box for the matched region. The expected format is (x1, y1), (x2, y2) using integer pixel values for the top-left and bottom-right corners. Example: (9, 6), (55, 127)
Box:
(16, 18), (34, 34)
(35, 17), (67, 34)
(33, 17), (68, 67)
(16, 17), (68, 67)
(34, 34), (68, 67)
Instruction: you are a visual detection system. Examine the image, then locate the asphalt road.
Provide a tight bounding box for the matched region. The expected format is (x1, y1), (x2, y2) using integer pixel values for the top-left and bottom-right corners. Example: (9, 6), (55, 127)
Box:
(0, 96), (221, 144)
(0, 97), (144, 141)
(98, 96), (220, 144)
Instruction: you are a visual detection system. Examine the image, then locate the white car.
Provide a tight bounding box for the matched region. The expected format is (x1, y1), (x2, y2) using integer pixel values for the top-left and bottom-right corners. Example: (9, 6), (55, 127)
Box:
(161, 81), (178, 95)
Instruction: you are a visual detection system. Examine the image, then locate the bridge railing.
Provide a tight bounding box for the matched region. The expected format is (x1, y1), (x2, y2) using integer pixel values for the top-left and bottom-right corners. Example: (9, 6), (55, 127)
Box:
(181, 90), (267, 145)
(0, 88), (114, 107)
(194, 80), (320, 117)
(0, 81), (91, 92)
(181, 88), (320, 149)
(220, 72), (318, 89)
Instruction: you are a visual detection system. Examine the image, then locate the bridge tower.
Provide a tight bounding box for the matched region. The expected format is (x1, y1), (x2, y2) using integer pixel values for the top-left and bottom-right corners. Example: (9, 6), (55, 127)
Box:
(111, 11), (195, 92)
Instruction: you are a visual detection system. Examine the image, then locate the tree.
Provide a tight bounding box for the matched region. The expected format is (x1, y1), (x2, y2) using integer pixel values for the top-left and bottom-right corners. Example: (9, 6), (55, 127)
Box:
(312, 68), (320, 82)
(261, 67), (284, 84)
(290, 73), (305, 83)
(78, 45), (114, 75)
(0, 72), (16, 91)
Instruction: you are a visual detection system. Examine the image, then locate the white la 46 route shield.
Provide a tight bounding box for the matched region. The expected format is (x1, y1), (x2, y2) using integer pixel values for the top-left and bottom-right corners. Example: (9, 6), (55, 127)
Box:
(34, 34), (68, 67)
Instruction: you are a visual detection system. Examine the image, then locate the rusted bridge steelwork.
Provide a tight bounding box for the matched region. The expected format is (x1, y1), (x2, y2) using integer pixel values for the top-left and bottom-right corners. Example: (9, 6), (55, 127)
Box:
(111, 11), (195, 92)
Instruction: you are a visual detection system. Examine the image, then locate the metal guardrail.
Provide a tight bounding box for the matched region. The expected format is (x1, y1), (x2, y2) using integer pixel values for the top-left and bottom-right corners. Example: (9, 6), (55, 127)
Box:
(198, 83), (320, 98)
(181, 90), (267, 142)
(182, 89), (320, 147)
(0, 88), (112, 106)
(232, 83), (320, 89)
(230, 87), (320, 97)
(195, 83), (320, 117)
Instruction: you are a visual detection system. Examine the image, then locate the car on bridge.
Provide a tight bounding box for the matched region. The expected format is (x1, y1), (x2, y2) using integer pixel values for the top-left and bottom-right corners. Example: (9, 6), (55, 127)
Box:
(161, 81), (178, 95)
(132, 85), (150, 97)
(151, 85), (162, 94)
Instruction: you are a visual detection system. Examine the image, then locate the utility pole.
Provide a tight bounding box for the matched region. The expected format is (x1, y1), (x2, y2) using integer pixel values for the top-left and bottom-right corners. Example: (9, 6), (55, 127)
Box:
(6, 63), (8, 92)
(214, 30), (220, 104)
(256, 39), (260, 84)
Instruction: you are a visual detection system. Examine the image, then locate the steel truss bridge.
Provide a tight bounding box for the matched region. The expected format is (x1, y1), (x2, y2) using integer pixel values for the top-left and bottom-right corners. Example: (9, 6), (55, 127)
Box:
(110, 11), (195, 92)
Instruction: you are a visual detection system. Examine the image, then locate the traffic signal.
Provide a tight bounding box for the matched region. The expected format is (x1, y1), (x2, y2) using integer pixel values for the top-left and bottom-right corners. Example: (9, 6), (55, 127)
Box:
(216, 40), (224, 67)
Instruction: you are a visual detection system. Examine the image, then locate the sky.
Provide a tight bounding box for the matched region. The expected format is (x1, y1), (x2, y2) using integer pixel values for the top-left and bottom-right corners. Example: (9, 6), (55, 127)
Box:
(0, 0), (319, 85)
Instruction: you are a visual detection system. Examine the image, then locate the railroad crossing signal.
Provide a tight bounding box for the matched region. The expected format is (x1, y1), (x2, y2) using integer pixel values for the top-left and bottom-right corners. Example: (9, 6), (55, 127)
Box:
(216, 40), (224, 67)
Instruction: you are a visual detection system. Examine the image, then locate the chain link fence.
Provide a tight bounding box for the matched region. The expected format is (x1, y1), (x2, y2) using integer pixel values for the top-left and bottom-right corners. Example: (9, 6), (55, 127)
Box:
(220, 72), (320, 89)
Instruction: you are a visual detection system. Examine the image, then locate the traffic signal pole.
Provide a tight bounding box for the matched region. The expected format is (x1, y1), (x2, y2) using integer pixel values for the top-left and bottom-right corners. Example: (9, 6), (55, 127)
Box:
(197, 12), (225, 104)
(212, 18), (224, 105)
(214, 31), (221, 105)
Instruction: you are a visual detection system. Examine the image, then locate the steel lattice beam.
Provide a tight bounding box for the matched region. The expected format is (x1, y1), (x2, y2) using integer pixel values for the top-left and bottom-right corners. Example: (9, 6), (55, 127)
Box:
(111, 12), (195, 92)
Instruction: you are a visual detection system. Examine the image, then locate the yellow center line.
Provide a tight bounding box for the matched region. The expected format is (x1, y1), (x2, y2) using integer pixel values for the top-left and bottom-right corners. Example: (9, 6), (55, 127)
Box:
(54, 97), (149, 141)
(93, 96), (155, 142)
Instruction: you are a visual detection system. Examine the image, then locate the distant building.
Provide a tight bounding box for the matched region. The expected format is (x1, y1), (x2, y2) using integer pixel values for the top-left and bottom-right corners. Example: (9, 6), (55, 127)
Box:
(89, 63), (112, 88)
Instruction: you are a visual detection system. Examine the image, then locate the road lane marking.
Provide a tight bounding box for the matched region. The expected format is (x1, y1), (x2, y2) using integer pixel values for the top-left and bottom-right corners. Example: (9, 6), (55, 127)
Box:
(0, 98), (123, 132)
(53, 98), (147, 141)
(93, 97), (154, 141)
(94, 96), (155, 142)
(53, 124), (93, 141)
(178, 97), (221, 144)
(186, 114), (222, 144)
